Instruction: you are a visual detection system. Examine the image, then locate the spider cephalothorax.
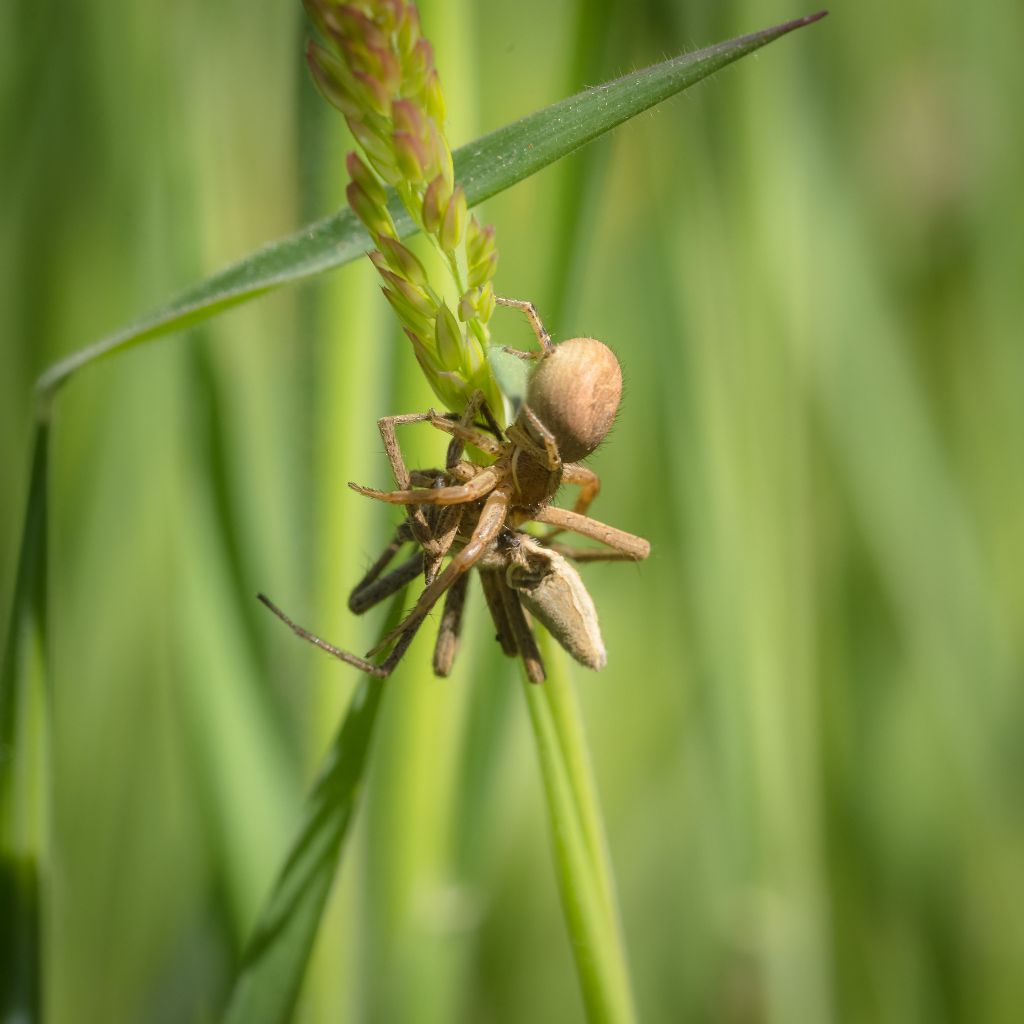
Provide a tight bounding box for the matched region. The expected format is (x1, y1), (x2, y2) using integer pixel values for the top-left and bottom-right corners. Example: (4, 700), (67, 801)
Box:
(259, 297), (649, 681)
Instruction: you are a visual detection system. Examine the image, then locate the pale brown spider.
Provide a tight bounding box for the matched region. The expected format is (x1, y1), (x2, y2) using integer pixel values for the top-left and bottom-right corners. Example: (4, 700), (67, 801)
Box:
(259, 297), (650, 681)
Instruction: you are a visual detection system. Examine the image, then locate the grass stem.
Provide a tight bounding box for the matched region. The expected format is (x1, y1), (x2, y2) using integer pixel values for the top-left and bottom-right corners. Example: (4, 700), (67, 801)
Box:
(521, 634), (636, 1024)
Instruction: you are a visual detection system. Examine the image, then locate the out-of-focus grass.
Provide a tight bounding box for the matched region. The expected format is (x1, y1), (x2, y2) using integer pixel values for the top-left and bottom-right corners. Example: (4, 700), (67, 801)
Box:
(2, 1), (1022, 1022)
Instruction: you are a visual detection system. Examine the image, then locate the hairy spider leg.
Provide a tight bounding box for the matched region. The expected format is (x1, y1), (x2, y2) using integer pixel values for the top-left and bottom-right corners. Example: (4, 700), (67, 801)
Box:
(442, 390), (497, 463)
(507, 405), (562, 472)
(424, 414), (504, 458)
(561, 464), (601, 517)
(532, 505), (651, 562)
(420, 395), (491, 582)
(347, 521), (415, 612)
(349, 550), (424, 615)
(432, 572), (470, 677)
(373, 399), (487, 567)
(494, 295), (553, 354)
(536, 462), (602, 542)
(421, 500), (463, 586)
(375, 410), (438, 548)
(353, 392), (508, 508)
(370, 484), (513, 657)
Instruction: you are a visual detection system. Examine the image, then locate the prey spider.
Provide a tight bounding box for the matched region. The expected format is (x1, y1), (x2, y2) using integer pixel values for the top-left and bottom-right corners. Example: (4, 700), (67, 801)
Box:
(259, 297), (650, 681)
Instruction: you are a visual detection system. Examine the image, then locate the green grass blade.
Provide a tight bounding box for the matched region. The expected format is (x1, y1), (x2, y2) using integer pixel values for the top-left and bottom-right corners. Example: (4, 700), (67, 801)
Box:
(0, 422), (49, 1023)
(522, 636), (636, 1024)
(221, 673), (386, 1024)
(33, 11), (826, 407)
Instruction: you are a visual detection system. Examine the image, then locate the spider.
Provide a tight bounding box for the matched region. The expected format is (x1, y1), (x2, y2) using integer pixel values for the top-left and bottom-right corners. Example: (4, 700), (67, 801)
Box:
(261, 497), (638, 682)
(259, 297), (650, 681)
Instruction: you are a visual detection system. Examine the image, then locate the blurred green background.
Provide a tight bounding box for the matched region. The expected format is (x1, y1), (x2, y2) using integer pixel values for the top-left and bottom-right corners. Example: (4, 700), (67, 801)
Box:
(2, 0), (1023, 1021)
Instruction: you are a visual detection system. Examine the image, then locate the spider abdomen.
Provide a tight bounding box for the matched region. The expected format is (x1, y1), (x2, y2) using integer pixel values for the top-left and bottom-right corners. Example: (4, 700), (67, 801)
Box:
(526, 337), (622, 464)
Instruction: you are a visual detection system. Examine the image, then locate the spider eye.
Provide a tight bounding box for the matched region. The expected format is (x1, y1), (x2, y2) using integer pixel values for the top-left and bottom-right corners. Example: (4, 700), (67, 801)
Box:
(525, 337), (622, 463)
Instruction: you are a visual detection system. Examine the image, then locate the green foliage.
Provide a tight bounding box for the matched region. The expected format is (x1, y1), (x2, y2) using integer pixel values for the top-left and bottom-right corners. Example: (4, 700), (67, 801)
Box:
(5, 2), (1023, 1024)
(222, 670), (388, 1024)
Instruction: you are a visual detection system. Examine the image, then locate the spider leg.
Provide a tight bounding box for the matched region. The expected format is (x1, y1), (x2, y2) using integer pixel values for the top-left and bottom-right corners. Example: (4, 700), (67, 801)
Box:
(479, 569), (519, 657)
(421, 501), (463, 585)
(427, 415), (504, 458)
(494, 295), (553, 354)
(408, 464), (480, 492)
(408, 468), (446, 485)
(370, 484), (512, 656)
(418, 394), (493, 584)
(258, 593), (415, 679)
(374, 402), (488, 545)
(495, 572), (546, 683)
(561, 464), (601, 517)
(348, 550), (424, 614)
(375, 410), (438, 545)
(479, 400), (504, 440)
(432, 571), (470, 677)
(541, 543), (641, 563)
(538, 463), (601, 541)
(349, 464), (504, 506)
(442, 390), (502, 465)
(508, 406), (562, 472)
(347, 522), (415, 610)
(532, 506), (651, 561)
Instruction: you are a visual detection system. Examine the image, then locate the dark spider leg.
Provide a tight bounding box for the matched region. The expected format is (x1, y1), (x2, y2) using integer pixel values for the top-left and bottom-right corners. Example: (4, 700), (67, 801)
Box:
(478, 569), (519, 657)
(479, 400), (504, 441)
(420, 489), (464, 586)
(347, 522), (415, 609)
(348, 550), (424, 614)
(495, 575), (546, 684)
(432, 572), (470, 677)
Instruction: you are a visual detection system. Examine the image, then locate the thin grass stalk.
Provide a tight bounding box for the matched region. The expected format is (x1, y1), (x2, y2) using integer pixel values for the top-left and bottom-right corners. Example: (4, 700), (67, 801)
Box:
(522, 633), (636, 1024)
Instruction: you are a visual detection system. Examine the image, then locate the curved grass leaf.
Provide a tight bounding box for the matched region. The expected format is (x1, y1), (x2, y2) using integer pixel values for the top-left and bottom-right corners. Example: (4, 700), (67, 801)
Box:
(0, 423), (49, 1023)
(33, 11), (827, 410)
(221, 674), (386, 1024)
